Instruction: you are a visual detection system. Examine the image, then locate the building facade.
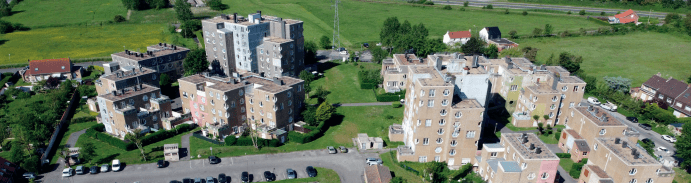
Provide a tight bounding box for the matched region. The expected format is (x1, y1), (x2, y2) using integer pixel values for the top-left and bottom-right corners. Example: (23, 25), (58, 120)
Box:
(110, 43), (190, 80)
(632, 73), (691, 118)
(475, 133), (560, 183)
(582, 137), (675, 183)
(19, 58), (84, 83)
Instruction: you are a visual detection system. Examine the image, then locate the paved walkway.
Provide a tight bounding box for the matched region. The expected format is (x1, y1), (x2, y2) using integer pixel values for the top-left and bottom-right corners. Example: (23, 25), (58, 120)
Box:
(180, 132), (193, 161)
(336, 102), (392, 107)
(66, 129), (87, 148)
(40, 129), (87, 182)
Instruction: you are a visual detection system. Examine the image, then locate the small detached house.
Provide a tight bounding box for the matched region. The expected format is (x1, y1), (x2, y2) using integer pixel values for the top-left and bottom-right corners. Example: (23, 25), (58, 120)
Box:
(609, 9), (639, 25)
(20, 58), (84, 83)
(479, 27), (518, 52)
(364, 165), (392, 183)
(443, 30), (472, 46)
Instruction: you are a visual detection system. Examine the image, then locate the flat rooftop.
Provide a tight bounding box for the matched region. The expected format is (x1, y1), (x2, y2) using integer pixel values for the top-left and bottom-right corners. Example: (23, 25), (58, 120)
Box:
(410, 66), (451, 87)
(178, 74), (247, 92)
(585, 165), (611, 179)
(503, 133), (558, 160)
(597, 137), (660, 165)
(526, 83), (559, 94)
(101, 67), (156, 82)
(489, 38), (516, 45)
(178, 73), (302, 94)
(264, 36), (292, 44)
(564, 129), (584, 139)
(560, 76), (585, 84)
(99, 83), (159, 101)
(575, 106), (625, 126)
(112, 45), (189, 62)
(451, 99), (483, 109)
(203, 14), (302, 25)
(393, 54), (426, 66)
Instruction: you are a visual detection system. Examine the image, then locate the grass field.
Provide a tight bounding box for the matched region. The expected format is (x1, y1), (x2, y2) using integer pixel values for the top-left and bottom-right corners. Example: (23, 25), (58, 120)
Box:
(272, 167), (340, 183)
(217, 0), (605, 48)
(307, 62), (380, 104)
(380, 152), (423, 183)
(0, 23), (196, 65)
(191, 105), (404, 158)
(674, 168), (691, 183)
(505, 0), (691, 14)
(517, 32), (691, 86)
(2, 0), (128, 28)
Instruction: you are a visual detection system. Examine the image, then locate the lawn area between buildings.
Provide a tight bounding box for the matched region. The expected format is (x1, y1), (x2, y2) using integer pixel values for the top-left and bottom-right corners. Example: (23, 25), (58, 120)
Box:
(271, 167), (340, 183)
(191, 105), (404, 159)
(0, 23), (197, 65)
(674, 167), (691, 183)
(48, 121), (99, 164)
(559, 158), (575, 176)
(517, 32), (691, 86)
(380, 152), (424, 183)
(307, 61), (381, 104)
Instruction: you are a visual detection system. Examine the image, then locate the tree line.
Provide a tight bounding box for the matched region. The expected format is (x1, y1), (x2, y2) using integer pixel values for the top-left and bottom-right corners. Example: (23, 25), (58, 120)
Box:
(380, 17), (447, 58)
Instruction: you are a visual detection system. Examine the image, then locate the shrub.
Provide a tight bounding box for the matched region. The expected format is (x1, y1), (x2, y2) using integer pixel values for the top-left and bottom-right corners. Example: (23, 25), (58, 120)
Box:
(569, 158), (588, 179)
(392, 103), (402, 108)
(600, 12), (606, 16)
(463, 1), (469, 7)
(579, 10), (586, 15)
(443, 5), (452, 10)
(423, 1), (434, 5)
(486, 4), (493, 9)
(556, 153), (571, 158)
(504, 9), (509, 14)
(375, 90), (406, 102)
(567, 11), (572, 15)
(71, 116), (96, 124)
(522, 11), (528, 16)
(225, 136), (237, 146)
(459, 7), (465, 11)
(114, 15), (126, 23)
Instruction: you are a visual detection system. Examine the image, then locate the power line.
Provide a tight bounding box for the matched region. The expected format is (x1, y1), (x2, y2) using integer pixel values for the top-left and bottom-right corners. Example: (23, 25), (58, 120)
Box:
(332, 0), (341, 51)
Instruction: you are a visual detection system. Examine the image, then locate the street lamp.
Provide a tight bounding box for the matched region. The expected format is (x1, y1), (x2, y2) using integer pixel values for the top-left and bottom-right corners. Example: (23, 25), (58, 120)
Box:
(210, 147), (213, 156)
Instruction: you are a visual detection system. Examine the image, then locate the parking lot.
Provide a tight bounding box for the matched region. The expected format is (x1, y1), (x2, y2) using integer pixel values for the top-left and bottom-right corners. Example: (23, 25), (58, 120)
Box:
(42, 149), (377, 183)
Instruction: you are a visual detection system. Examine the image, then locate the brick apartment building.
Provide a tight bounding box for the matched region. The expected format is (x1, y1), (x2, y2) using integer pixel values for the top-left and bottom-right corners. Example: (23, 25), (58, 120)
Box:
(19, 58), (84, 83)
(580, 137), (675, 183)
(110, 43), (190, 80)
(475, 133), (560, 183)
(95, 66), (174, 137)
(632, 73), (691, 118)
(201, 11), (304, 78)
(177, 72), (304, 141)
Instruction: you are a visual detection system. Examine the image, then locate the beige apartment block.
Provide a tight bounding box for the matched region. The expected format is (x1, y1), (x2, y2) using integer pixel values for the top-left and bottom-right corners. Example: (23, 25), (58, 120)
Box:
(475, 133), (560, 183)
(381, 54), (427, 93)
(178, 72), (304, 141)
(110, 43), (190, 80)
(584, 137), (675, 183)
(558, 129), (590, 163)
(95, 66), (159, 95)
(96, 83), (173, 137)
(566, 105), (640, 145)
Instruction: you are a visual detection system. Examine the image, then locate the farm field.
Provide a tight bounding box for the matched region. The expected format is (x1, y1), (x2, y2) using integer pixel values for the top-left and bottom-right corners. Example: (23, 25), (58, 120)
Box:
(517, 32), (691, 86)
(2, 0), (128, 28)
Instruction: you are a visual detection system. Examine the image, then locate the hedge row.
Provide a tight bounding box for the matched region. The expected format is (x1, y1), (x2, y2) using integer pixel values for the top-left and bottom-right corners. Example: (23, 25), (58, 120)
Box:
(569, 158), (588, 179)
(193, 133), (224, 145)
(556, 153), (571, 158)
(141, 124), (195, 145)
(360, 83), (377, 89)
(85, 123), (195, 151)
(288, 116), (329, 144)
(375, 90), (406, 102)
(71, 116), (96, 124)
(389, 151), (421, 176)
(224, 136), (280, 147)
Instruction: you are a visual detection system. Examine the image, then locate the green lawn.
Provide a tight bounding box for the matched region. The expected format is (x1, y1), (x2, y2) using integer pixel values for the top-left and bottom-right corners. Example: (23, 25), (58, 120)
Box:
(380, 152), (423, 183)
(2, 0), (128, 28)
(505, 0), (690, 14)
(73, 102), (99, 119)
(536, 132), (559, 144)
(0, 24), (197, 65)
(517, 32), (691, 86)
(217, 0), (605, 49)
(191, 105), (404, 158)
(559, 158), (575, 175)
(272, 167), (340, 183)
(674, 167), (691, 183)
(49, 121), (99, 164)
(307, 62), (380, 104)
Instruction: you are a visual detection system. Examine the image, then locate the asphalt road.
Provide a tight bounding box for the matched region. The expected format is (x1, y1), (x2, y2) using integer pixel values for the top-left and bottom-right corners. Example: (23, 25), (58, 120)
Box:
(433, 0), (671, 18)
(42, 149), (378, 183)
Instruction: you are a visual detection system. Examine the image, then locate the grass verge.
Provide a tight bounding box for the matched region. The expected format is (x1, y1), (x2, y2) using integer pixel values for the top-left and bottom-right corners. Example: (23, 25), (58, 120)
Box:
(272, 167), (340, 183)
(380, 152), (423, 183)
(559, 158), (575, 175)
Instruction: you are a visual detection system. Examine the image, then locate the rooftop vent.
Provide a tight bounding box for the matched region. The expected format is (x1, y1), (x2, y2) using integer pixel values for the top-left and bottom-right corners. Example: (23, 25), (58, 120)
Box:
(529, 143), (535, 150)
(535, 147), (542, 154)
(622, 141), (628, 148)
(588, 105), (593, 111)
(631, 148), (638, 156)
(540, 65), (546, 70)
(615, 138), (621, 144)
(273, 77), (284, 85)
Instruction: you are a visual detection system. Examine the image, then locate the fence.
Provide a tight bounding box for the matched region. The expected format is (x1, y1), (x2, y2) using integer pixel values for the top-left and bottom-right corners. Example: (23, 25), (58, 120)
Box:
(41, 88), (81, 166)
(192, 132), (224, 145)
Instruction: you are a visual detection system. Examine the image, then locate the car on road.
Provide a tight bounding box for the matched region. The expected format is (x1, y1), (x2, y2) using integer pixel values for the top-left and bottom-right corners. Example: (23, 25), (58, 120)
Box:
(75, 165), (85, 175)
(662, 135), (676, 143)
(112, 159), (122, 171)
(62, 168), (74, 177)
(287, 168), (297, 179)
(169, 181), (182, 183)
(100, 164), (109, 172)
(587, 97), (601, 105)
(306, 166), (317, 177)
(206, 176), (215, 183)
(338, 47), (347, 55)
(264, 171), (276, 181)
(639, 123), (652, 130)
(218, 173), (227, 183)
(641, 138), (655, 146)
(157, 160), (167, 168)
(182, 178), (192, 183)
(600, 101), (617, 111)
(339, 146), (348, 153)
(656, 146), (668, 152)
(241, 171), (249, 182)
(193, 178), (202, 183)
(327, 146), (337, 154)
(626, 117), (638, 123)
(90, 166), (99, 174)
(22, 172), (36, 179)
(366, 158), (383, 166)
(208, 156), (221, 164)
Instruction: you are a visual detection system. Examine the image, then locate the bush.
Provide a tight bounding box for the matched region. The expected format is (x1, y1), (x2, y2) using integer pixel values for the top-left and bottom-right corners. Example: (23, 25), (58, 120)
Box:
(463, 1), (469, 7)
(556, 153), (571, 158)
(567, 11), (572, 15)
(85, 123), (194, 151)
(114, 15), (126, 23)
(442, 5), (452, 10)
(71, 116), (96, 124)
(569, 158), (588, 179)
(360, 83), (376, 89)
(375, 90), (406, 102)
(522, 11), (527, 16)
(459, 7), (465, 11)
(225, 136), (237, 146)
(579, 10), (586, 15)
(392, 103), (402, 108)
(423, 1), (434, 5)
(600, 12), (606, 16)
(358, 70), (381, 89)
(485, 4), (493, 9)
(504, 9), (509, 14)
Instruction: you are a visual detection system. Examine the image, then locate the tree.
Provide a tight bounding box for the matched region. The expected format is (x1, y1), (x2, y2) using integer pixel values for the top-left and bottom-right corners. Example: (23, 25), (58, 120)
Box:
(543, 114), (549, 121)
(522, 11), (528, 16)
(544, 24), (553, 36)
(80, 142), (97, 163)
(532, 115), (540, 121)
(314, 86), (330, 103)
(521, 47), (539, 62)
(121, 0), (142, 10)
(504, 9), (510, 14)
(558, 52), (583, 73)
(443, 5), (452, 10)
(319, 35), (331, 49)
(159, 73), (171, 87)
(183, 49), (209, 75)
(603, 76), (632, 93)
(174, 0), (193, 21)
(600, 11), (606, 16)
(579, 10), (586, 15)
(0, 1), (10, 17)
(125, 129), (147, 161)
(532, 28), (543, 37)
(675, 123), (691, 169)
(499, 47), (523, 58)
(463, 1), (469, 7)
(9, 142), (23, 165)
(301, 105), (319, 126)
(369, 46), (387, 64)
(417, 38), (446, 57)
(461, 37), (485, 55)
(484, 44), (498, 59)
(23, 154), (40, 173)
(181, 20), (201, 38)
(545, 53), (555, 66)
(687, 74), (691, 84)
(304, 41), (318, 65)
(114, 15), (126, 23)
(316, 100), (336, 122)
(299, 70), (315, 84)
(508, 30), (518, 39)
(45, 76), (60, 89)
(0, 20), (14, 34)
(146, 0), (169, 10)
(207, 0), (227, 11)
(424, 161), (448, 183)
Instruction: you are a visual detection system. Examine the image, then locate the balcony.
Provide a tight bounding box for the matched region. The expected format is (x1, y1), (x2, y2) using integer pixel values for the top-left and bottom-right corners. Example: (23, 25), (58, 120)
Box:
(150, 95), (171, 104)
(114, 105), (137, 115)
(657, 166), (675, 177)
(512, 112), (531, 121)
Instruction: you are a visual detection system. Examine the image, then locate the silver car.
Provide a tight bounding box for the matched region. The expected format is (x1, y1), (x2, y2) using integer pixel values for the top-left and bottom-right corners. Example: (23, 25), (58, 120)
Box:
(100, 164), (109, 172)
(366, 158), (382, 166)
(286, 168), (297, 179)
(327, 146), (337, 154)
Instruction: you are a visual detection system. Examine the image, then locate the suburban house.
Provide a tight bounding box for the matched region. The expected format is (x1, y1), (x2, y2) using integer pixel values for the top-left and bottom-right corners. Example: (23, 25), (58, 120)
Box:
(631, 73), (691, 117)
(609, 9), (639, 24)
(474, 133), (560, 183)
(668, 123), (684, 136)
(364, 165), (392, 183)
(19, 58), (84, 83)
(479, 27), (518, 51)
(443, 30), (472, 46)
(0, 157), (18, 183)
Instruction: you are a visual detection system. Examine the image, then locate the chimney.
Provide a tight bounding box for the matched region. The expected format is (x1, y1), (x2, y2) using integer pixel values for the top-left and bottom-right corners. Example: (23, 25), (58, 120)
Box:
(622, 141), (628, 148)
(588, 105), (593, 111)
(273, 77), (283, 85)
(507, 62), (513, 69)
(615, 138), (621, 144)
(159, 43), (162, 46)
(281, 19), (286, 39)
(631, 148), (638, 156)
(522, 136), (529, 144)
(594, 108), (599, 114)
(540, 65), (546, 70)
(472, 55), (479, 68)
(656, 72), (661, 76)
(529, 143), (535, 150)
(234, 13), (238, 23)
(535, 147), (542, 154)
(257, 10), (261, 15)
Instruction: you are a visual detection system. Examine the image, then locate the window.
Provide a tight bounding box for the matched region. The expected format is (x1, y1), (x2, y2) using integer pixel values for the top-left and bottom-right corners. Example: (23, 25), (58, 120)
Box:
(439, 119), (446, 125)
(441, 99), (449, 106)
(425, 120), (432, 126)
(659, 94), (664, 99)
(629, 179), (637, 183)
(259, 101), (263, 107)
(420, 90), (425, 97)
(239, 89), (244, 96)
(599, 129), (606, 135)
(550, 104), (556, 110)
(434, 156), (441, 162)
(466, 131), (476, 138)
(573, 86), (579, 92)
(440, 109), (447, 116)
(415, 139), (420, 144)
(437, 128), (444, 135)
(686, 106), (691, 112)
(629, 168), (637, 175)
(676, 102), (683, 107)
(594, 144), (598, 150)
(273, 96), (278, 102)
(143, 95), (148, 101)
(490, 152), (497, 157)
(452, 128), (460, 137)
(541, 172), (549, 179)
(418, 156), (427, 163)
(510, 85), (518, 91)
(645, 178), (653, 183)
(562, 86), (568, 91)
(428, 100), (434, 107)
(450, 140), (457, 147)
(223, 95), (228, 101)
(449, 149), (456, 155)
(527, 173), (536, 180)
(570, 102), (575, 108)
(582, 152), (588, 156)
(443, 89), (450, 96)
(423, 138), (429, 145)
(436, 138), (443, 144)
(522, 163), (527, 169)
(455, 112), (462, 118)
(667, 98), (673, 103)
(429, 89), (435, 97)
(552, 96), (558, 102)
(549, 112), (554, 118)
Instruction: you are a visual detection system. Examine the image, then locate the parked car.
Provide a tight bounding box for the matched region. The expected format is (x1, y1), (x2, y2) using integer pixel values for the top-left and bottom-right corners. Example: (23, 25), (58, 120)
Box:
(182, 178), (192, 183)
(327, 146), (337, 154)
(100, 164), (110, 172)
(90, 166), (99, 174)
(112, 159), (122, 171)
(157, 160), (167, 168)
(306, 166), (317, 177)
(169, 181), (182, 183)
(587, 97), (601, 105)
(639, 123), (652, 130)
(206, 176), (215, 183)
(218, 173), (227, 183)
(339, 146), (348, 153)
(241, 171), (249, 182)
(62, 168), (74, 177)
(75, 166), (85, 175)
(264, 171), (276, 181)
(193, 178), (202, 183)
(339, 47), (347, 55)
(626, 117), (638, 123)
(363, 43), (370, 48)
(641, 138), (655, 146)
(209, 156), (221, 164)
(286, 168), (297, 179)
(366, 158), (382, 166)
(662, 135), (677, 143)
(600, 101), (617, 111)
(23, 172), (36, 179)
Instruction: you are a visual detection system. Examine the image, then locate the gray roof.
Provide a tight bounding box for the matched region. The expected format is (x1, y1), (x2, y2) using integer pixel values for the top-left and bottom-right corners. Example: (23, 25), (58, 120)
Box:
(499, 161), (522, 173)
(475, 156), (482, 163)
(487, 158), (505, 172)
(574, 139), (591, 152)
(485, 143), (503, 149)
(670, 123), (684, 128)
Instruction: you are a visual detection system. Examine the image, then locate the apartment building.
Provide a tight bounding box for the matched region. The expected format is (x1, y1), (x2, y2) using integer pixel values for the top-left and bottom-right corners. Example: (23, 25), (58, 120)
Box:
(110, 43), (190, 79)
(96, 83), (173, 137)
(563, 105), (640, 145)
(475, 133), (560, 183)
(558, 129), (591, 163)
(632, 73), (691, 118)
(177, 72), (304, 141)
(380, 54), (425, 93)
(201, 11), (304, 78)
(582, 137), (675, 183)
(95, 65), (159, 95)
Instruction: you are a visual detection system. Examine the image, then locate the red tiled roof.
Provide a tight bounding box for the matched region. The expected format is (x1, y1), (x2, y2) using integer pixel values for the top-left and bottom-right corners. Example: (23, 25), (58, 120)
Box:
(365, 165), (392, 183)
(614, 9), (635, 19)
(448, 31), (471, 39)
(614, 9), (638, 24)
(26, 58), (72, 75)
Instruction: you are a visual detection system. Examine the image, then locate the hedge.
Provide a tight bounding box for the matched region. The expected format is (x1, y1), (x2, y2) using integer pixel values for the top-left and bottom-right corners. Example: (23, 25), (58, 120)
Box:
(392, 103), (402, 108)
(375, 89), (406, 102)
(360, 83), (377, 89)
(222, 135), (280, 147)
(556, 153), (571, 158)
(71, 116), (96, 124)
(569, 158), (588, 179)
(84, 123), (195, 151)
(288, 116), (329, 144)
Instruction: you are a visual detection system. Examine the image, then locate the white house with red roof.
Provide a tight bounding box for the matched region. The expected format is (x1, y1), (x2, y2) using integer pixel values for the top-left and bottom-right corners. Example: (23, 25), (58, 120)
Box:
(19, 58), (84, 83)
(443, 30), (472, 46)
(608, 9), (639, 24)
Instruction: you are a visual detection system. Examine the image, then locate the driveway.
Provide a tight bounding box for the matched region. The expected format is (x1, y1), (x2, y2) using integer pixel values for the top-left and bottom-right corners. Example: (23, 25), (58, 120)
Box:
(317, 50), (347, 63)
(42, 149), (376, 183)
